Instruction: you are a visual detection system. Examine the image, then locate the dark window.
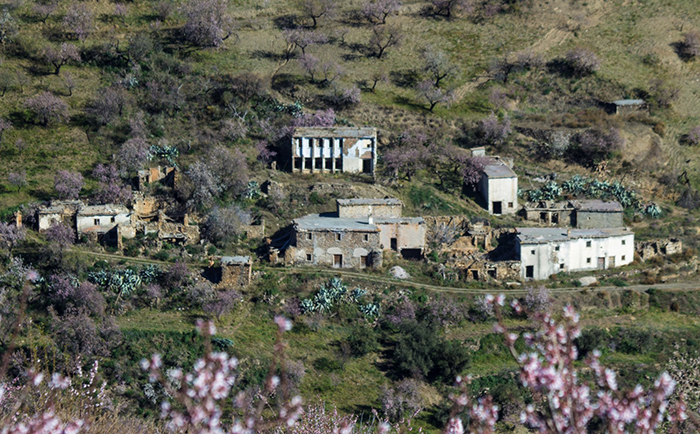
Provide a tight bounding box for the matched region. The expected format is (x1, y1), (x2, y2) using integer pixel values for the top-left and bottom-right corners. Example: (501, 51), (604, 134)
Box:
(325, 158), (333, 169)
(390, 238), (398, 251)
(315, 157), (323, 169)
(559, 263), (564, 269)
(554, 246), (560, 251)
(307, 233), (312, 240)
(508, 202), (514, 208)
(94, 218), (99, 225)
(551, 213), (559, 224)
(336, 233), (342, 241)
(621, 255), (626, 261)
(531, 250), (536, 255)
(335, 158), (343, 171)
(306, 254), (312, 261)
(622, 240), (626, 245)
(488, 269), (497, 278)
(111, 216), (116, 223)
(363, 234), (369, 242)
(525, 266), (534, 278)
(586, 257), (591, 264)
(471, 270), (479, 280)
(294, 158), (302, 169)
(586, 241), (592, 247)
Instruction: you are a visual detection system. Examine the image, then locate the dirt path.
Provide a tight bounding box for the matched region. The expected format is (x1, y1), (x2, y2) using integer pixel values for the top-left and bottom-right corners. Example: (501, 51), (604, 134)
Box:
(58, 249), (700, 296)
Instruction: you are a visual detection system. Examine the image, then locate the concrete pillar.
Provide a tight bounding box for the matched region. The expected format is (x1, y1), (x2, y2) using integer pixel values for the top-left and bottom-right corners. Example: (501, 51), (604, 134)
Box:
(331, 138), (336, 172)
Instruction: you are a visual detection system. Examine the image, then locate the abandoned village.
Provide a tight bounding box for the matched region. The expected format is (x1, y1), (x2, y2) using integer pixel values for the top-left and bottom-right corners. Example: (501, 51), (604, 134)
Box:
(22, 125), (680, 288)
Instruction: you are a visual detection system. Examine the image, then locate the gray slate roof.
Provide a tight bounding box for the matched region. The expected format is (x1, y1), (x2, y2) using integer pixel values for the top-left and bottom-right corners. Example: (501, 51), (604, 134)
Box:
(482, 163), (517, 179)
(221, 256), (251, 265)
(77, 204), (130, 216)
(337, 198), (402, 206)
(293, 127), (377, 138)
(572, 199), (624, 212)
(294, 214), (379, 231)
(516, 227), (632, 244)
(612, 99), (645, 106)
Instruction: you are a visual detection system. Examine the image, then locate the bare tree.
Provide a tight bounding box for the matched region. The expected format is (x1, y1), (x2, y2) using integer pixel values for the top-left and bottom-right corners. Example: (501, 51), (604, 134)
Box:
(361, 0), (401, 24)
(43, 43), (80, 75)
(283, 28), (327, 56)
(153, 1), (174, 21)
(63, 3), (94, 40)
(0, 8), (18, 45)
(0, 117), (12, 142)
(116, 137), (150, 177)
(63, 72), (76, 97)
(369, 24), (404, 58)
(32, 1), (57, 24)
(679, 31), (700, 60)
(0, 69), (15, 96)
(564, 47), (601, 76)
(422, 47), (459, 87)
(296, 0), (337, 28)
(85, 86), (130, 125)
(202, 204), (253, 244)
(23, 92), (69, 126)
(298, 53), (320, 81)
(415, 80), (454, 112)
(430, 0), (473, 18)
(369, 69), (389, 92)
(180, 0), (235, 47)
(7, 171), (26, 193)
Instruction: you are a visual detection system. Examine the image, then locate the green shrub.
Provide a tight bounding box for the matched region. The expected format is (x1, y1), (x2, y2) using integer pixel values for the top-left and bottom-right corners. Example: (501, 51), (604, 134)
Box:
(346, 325), (380, 357)
(153, 251), (170, 261)
(313, 357), (343, 372)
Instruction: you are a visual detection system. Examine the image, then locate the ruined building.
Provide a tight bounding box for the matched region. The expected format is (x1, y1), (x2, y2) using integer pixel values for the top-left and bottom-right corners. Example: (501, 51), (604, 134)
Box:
(522, 199), (624, 228)
(283, 198), (426, 269)
(204, 256), (253, 289)
(516, 227), (635, 280)
(136, 166), (176, 190)
(291, 127), (377, 175)
(478, 159), (518, 215)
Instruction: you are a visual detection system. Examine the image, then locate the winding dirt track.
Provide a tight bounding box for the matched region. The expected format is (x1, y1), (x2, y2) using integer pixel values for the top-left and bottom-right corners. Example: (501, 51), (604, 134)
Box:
(61, 248), (700, 296)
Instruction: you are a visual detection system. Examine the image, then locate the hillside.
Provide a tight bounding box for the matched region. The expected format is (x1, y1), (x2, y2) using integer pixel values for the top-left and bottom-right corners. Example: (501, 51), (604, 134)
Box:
(1, 0), (700, 432)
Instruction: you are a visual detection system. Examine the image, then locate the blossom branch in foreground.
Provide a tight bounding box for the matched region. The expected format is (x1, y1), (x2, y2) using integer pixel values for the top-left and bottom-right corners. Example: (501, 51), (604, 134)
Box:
(141, 317), (302, 434)
(477, 294), (688, 434)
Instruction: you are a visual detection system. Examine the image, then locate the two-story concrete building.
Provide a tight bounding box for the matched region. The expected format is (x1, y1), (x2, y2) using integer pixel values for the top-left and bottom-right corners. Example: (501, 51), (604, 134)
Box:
(291, 127), (377, 175)
(76, 204), (132, 244)
(516, 227), (634, 280)
(478, 160), (518, 215)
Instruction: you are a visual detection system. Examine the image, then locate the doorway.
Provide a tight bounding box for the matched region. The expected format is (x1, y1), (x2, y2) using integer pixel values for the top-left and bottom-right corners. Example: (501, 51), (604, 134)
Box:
(525, 265), (534, 278)
(333, 255), (343, 268)
(390, 238), (398, 251)
(597, 257), (605, 269)
(493, 201), (503, 214)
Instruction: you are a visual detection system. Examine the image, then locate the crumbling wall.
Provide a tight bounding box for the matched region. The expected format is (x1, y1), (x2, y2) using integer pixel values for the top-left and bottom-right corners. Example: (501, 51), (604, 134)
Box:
(293, 229), (381, 268)
(220, 263), (252, 289)
(636, 238), (683, 261)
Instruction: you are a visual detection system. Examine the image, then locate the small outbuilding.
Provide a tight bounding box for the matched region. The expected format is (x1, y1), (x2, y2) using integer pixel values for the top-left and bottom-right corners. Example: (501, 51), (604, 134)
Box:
(478, 160), (518, 215)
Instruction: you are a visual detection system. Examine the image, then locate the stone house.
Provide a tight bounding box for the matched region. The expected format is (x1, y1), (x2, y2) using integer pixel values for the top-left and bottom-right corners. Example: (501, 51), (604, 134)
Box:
(285, 198), (426, 268)
(291, 127), (377, 175)
(477, 159), (518, 215)
(523, 199), (624, 228)
(636, 238), (683, 261)
(516, 227), (635, 280)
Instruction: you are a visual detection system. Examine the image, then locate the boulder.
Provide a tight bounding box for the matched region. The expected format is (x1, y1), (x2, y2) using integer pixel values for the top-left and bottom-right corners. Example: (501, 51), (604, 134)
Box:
(390, 266), (411, 280)
(579, 276), (598, 287)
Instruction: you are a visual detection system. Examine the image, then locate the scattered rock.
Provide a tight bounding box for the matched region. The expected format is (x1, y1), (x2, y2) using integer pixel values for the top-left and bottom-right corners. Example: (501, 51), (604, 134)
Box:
(506, 281), (522, 288)
(579, 276), (598, 287)
(390, 266), (411, 279)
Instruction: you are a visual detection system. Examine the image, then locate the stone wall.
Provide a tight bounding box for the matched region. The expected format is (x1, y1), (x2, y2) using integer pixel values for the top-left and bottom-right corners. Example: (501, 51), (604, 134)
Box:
(220, 262), (252, 289)
(292, 229), (381, 268)
(337, 203), (402, 219)
(576, 211), (624, 229)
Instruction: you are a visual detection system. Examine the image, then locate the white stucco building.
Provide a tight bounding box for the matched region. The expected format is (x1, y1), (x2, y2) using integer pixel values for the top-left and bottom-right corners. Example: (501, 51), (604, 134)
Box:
(76, 204), (132, 244)
(516, 227), (635, 280)
(477, 160), (518, 215)
(291, 127), (377, 175)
